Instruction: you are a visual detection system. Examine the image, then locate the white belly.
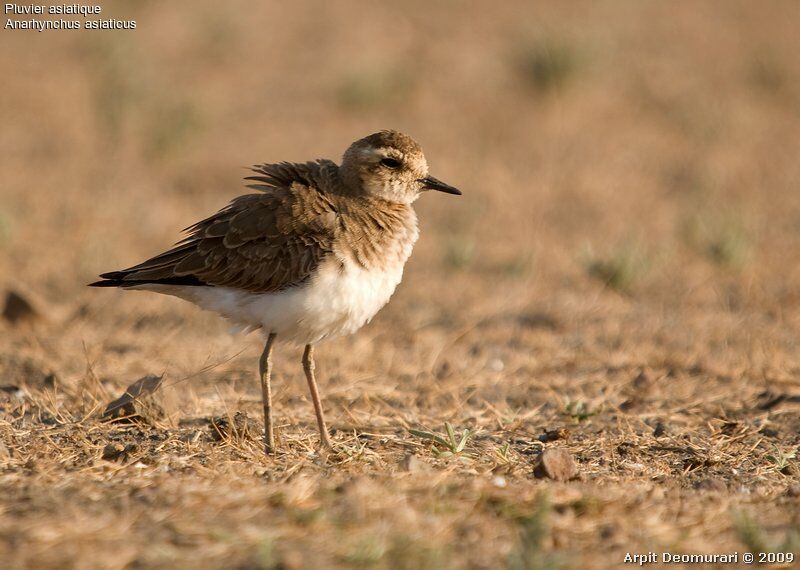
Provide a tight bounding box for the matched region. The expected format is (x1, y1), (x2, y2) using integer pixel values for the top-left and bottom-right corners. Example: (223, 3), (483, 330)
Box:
(139, 259), (406, 345)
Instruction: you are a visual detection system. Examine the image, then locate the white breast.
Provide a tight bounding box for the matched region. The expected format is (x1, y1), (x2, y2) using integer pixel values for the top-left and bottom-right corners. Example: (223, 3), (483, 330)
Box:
(252, 257), (407, 343)
(141, 257), (408, 345)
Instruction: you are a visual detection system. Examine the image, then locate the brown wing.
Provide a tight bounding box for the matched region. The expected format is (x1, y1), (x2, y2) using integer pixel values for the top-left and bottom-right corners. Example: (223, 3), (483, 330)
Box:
(92, 171), (339, 293)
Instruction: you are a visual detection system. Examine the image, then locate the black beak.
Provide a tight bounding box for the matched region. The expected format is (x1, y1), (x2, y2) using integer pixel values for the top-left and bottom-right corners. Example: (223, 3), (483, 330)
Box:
(419, 175), (462, 195)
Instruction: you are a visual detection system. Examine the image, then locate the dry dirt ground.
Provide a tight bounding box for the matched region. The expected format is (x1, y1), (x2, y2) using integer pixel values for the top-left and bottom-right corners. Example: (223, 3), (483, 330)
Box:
(2, 1), (800, 568)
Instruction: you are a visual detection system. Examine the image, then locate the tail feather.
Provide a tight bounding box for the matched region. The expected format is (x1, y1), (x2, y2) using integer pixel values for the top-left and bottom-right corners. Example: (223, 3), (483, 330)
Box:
(89, 272), (207, 288)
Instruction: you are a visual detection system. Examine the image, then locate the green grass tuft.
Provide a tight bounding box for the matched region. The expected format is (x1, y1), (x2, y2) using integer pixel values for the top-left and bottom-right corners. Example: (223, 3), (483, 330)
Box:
(518, 39), (582, 95)
(337, 68), (411, 109)
(582, 242), (650, 292)
(409, 422), (473, 458)
(682, 214), (752, 268)
(444, 237), (476, 270)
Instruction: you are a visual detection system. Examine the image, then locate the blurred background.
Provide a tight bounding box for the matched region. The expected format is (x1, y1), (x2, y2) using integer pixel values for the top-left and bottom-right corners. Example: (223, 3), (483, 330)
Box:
(0, 0), (800, 568)
(2, 1), (800, 566)
(2, 0), (800, 316)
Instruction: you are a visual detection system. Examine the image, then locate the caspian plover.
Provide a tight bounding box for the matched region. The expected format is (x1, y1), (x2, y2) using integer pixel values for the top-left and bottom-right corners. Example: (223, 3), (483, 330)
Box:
(91, 130), (461, 454)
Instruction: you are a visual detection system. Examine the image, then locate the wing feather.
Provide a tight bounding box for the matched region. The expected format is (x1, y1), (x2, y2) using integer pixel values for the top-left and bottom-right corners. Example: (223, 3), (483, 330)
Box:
(94, 162), (340, 292)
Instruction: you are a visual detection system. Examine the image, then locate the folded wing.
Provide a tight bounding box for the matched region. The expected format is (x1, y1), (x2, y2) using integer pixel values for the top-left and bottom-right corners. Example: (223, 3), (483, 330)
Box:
(90, 165), (339, 293)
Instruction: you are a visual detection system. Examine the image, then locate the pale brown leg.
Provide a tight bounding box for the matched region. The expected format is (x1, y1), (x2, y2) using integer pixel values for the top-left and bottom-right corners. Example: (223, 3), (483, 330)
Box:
(302, 344), (333, 448)
(259, 333), (277, 455)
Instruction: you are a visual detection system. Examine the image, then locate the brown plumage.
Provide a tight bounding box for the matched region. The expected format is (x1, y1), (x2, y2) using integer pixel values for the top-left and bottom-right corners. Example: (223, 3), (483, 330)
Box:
(94, 161), (340, 292)
(90, 130), (461, 454)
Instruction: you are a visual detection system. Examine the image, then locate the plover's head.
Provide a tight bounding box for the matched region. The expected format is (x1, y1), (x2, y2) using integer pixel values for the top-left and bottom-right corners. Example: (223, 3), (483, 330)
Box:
(341, 130), (461, 204)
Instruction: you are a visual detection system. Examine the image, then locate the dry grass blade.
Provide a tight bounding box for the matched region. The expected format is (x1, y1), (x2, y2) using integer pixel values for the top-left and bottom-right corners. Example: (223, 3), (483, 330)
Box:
(102, 374), (163, 421)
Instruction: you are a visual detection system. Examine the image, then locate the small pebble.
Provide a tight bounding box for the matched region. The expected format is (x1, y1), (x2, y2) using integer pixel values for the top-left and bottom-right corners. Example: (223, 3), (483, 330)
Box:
(491, 475), (507, 488)
(487, 358), (505, 372)
(534, 447), (577, 481)
(537, 428), (569, 443)
(101, 442), (138, 462)
(2, 290), (39, 324)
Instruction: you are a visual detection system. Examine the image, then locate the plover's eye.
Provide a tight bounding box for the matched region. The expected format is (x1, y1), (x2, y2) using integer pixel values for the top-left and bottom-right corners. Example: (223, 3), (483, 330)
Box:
(380, 157), (402, 169)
